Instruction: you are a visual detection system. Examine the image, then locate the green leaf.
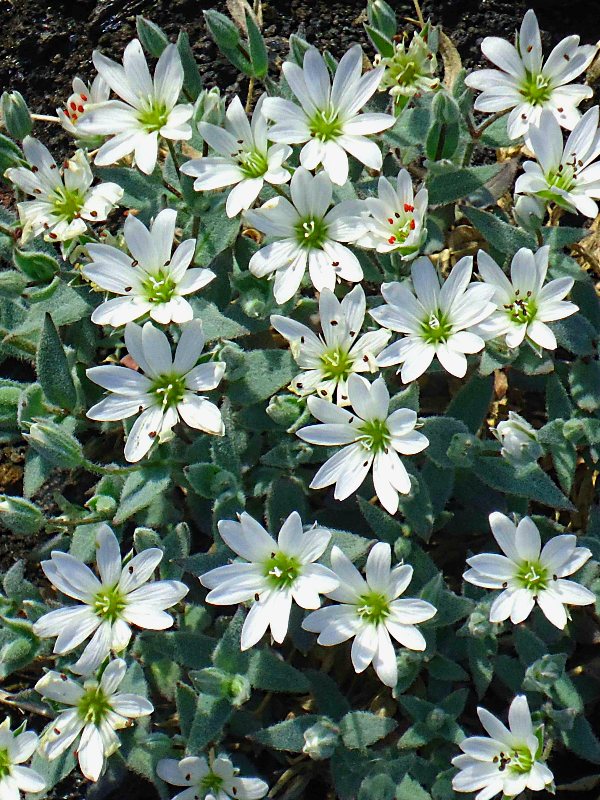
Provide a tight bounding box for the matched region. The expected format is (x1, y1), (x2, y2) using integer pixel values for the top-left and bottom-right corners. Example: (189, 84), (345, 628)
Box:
(247, 649), (310, 693)
(561, 716), (600, 764)
(36, 313), (77, 410)
(13, 248), (57, 282)
(358, 495), (404, 544)
(113, 467), (171, 524)
(364, 24), (395, 58)
(136, 16), (169, 57)
(463, 207), (536, 257)
(177, 31), (204, 100)
(396, 774), (432, 800)
(446, 373), (493, 433)
(266, 476), (308, 532)
(473, 458), (575, 510)
(139, 631), (215, 669)
(420, 416), (469, 469)
(467, 636), (496, 698)
(427, 164), (503, 206)
(188, 298), (250, 341)
(227, 349), (296, 404)
(245, 10), (268, 77)
(203, 10), (253, 76)
(251, 714), (321, 751)
(569, 360), (600, 412)
(188, 695), (233, 750)
(340, 711), (397, 750)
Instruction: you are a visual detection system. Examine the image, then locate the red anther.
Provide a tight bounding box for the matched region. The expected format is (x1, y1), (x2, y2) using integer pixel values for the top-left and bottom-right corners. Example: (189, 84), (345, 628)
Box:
(404, 203), (414, 212)
(388, 235), (396, 244)
(77, 105), (84, 112)
(63, 109), (70, 116)
(81, 94), (88, 101)
(387, 217), (394, 224)
(409, 220), (416, 230)
(70, 101), (77, 110)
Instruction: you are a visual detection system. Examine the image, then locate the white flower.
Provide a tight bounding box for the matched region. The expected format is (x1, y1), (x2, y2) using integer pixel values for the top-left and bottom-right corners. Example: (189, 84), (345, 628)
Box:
(157, 753), (268, 800)
(371, 256), (496, 382)
(35, 658), (153, 782)
(356, 170), (428, 257)
(59, 75), (110, 135)
(475, 246), (578, 351)
(84, 208), (215, 327)
(493, 411), (542, 466)
(375, 31), (439, 110)
(270, 285), (390, 405)
(77, 39), (193, 175)
(297, 374), (429, 514)
(33, 523), (188, 675)
(464, 511), (595, 629)
(245, 167), (367, 303)
(180, 94), (292, 218)
(515, 106), (600, 218)
(5, 137), (122, 244)
(262, 45), (394, 185)
(452, 695), (554, 800)
(465, 9), (596, 139)
(86, 320), (225, 462)
(303, 542), (436, 687)
(0, 717), (45, 798)
(200, 511), (338, 651)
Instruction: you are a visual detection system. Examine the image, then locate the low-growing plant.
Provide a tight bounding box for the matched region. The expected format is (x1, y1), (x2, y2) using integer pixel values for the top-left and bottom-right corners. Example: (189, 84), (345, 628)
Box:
(0, 2), (599, 798)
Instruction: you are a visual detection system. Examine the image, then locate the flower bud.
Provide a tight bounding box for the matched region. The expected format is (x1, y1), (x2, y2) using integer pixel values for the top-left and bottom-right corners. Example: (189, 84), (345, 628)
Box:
(524, 654), (567, 693)
(25, 421), (84, 468)
(266, 394), (306, 427)
(193, 667), (251, 706)
(302, 719), (340, 760)
(240, 288), (269, 319)
(1, 91), (32, 139)
(514, 194), (545, 232)
(493, 411), (543, 466)
(195, 87), (224, 127)
(0, 494), (43, 534)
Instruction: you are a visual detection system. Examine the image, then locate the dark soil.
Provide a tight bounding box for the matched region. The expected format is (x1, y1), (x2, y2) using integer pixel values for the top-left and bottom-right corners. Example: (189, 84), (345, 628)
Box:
(1, 0), (599, 154)
(1, 0), (600, 798)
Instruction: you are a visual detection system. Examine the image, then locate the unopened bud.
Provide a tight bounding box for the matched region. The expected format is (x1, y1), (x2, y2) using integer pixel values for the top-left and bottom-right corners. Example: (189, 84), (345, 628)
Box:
(1, 91), (32, 139)
(0, 494), (43, 534)
(25, 421), (84, 468)
(302, 719), (340, 760)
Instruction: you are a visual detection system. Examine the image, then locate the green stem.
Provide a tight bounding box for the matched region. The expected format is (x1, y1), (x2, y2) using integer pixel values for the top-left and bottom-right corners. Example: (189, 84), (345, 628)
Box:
(192, 215), (201, 240)
(83, 459), (144, 476)
(167, 139), (181, 178)
(0, 222), (16, 237)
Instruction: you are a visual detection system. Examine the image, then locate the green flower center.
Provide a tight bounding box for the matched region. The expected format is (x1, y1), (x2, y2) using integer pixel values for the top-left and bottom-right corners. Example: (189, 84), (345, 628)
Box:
(496, 745), (535, 775)
(93, 585), (126, 623)
(200, 771), (224, 795)
(239, 149), (269, 178)
(504, 292), (537, 325)
(0, 748), (11, 779)
(420, 310), (453, 344)
(516, 560), (548, 594)
(295, 216), (329, 249)
(356, 591), (390, 625)
(547, 164), (576, 193)
(357, 418), (391, 454)
(152, 373), (187, 409)
(51, 186), (85, 221)
(309, 107), (343, 141)
(320, 346), (354, 381)
(519, 71), (552, 105)
(142, 270), (177, 304)
(78, 685), (112, 726)
(383, 205), (417, 247)
(264, 551), (301, 589)
(137, 100), (170, 133)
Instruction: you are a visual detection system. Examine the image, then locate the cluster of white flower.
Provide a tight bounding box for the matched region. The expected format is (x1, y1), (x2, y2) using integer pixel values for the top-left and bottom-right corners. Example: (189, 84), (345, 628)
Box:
(1, 7), (598, 798)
